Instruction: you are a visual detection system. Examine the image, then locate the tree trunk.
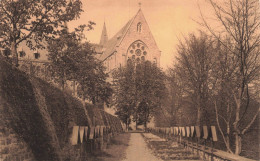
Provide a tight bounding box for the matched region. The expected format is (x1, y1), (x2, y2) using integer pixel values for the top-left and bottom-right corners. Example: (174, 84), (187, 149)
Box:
(127, 118), (130, 131)
(144, 121), (147, 132)
(234, 92), (242, 155)
(196, 107), (201, 125)
(82, 86), (86, 106)
(225, 135), (233, 153)
(11, 41), (18, 67)
(135, 112), (138, 130)
(61, 79), (65, 91)
(225, 103), (233, 153)
(235, 133), (242, 155)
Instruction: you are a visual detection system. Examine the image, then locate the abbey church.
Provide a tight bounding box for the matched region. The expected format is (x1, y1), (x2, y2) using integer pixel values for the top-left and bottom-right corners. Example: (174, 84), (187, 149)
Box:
(96, 8), (161, 72)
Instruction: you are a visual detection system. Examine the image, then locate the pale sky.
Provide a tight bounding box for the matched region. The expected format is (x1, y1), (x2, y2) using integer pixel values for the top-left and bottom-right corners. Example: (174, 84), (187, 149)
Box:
(68, 0), (212, 70)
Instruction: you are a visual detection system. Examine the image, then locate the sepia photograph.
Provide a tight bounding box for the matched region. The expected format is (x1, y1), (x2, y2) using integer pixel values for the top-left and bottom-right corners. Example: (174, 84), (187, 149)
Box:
(0, 0), (259, 161)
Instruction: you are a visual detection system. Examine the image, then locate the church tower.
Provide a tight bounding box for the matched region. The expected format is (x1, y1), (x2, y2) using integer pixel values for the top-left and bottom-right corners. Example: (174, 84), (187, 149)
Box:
(97, 8), (161, 72)
(99, 22), (108, 46)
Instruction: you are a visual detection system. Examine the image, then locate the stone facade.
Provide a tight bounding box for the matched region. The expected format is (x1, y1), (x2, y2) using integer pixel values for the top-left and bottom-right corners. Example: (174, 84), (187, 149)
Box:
(98, 9), (161, 72)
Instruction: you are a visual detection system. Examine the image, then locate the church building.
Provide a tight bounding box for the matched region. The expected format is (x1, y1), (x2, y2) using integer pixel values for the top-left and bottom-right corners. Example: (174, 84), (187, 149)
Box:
(96, 8), (161, 72)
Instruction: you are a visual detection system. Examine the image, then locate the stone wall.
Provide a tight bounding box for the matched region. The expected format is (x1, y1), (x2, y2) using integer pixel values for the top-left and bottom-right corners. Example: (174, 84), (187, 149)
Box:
(0, 122), (35, 161)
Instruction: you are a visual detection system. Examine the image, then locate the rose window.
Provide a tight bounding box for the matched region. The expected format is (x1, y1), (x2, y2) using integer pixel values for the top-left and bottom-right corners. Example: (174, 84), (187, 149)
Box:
(127, 40), (148, 63)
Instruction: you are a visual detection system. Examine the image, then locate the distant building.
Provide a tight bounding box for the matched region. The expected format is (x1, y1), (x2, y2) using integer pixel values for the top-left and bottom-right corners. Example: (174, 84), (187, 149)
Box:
(95, 8), (161, 72)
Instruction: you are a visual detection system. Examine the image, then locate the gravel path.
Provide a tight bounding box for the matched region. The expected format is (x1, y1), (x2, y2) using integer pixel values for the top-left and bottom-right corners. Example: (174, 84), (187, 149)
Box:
(123, 133), (162, 161)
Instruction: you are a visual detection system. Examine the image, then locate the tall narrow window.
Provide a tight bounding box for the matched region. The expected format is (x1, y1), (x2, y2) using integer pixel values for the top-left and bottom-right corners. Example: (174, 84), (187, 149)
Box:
(153, 58), (157, 65)
(137, 22), (142, 33)
(34, 52), (40, 59)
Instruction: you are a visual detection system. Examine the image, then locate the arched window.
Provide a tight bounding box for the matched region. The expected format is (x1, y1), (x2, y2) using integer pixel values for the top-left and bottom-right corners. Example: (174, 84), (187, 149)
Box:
(137, 22), (142, 33)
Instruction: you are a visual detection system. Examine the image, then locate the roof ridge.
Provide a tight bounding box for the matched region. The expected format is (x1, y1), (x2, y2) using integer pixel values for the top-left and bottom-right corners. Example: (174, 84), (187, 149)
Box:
(100, 17), (134, 61)
(117, 9), (142, 46)
(99, 9), (143, 61)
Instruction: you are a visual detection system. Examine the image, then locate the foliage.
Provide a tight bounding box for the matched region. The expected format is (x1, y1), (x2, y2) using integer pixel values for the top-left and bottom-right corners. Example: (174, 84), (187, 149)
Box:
(47, 26), (81, 90)
(113, 60), (167, 129)
(0, 0), (86, 66)
(172, 32), (215, 125)
(112, 61), (136, 129)
(48, 25), (112, 106)
(75, 45), (113, 106)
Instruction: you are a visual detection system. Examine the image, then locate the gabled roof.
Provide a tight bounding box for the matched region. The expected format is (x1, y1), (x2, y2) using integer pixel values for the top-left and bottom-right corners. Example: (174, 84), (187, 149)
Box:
(98, 9), (143, 61)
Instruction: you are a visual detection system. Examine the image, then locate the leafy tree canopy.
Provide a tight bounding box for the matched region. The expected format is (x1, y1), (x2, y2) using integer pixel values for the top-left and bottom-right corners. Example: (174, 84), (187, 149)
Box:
(112, 60), (167, 129)
(48, 24), (112, 107)
(0, 0), (92, 66)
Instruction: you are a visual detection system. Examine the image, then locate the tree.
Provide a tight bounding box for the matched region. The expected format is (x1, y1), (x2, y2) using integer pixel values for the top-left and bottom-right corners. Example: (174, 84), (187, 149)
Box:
(0, 0), (85, 66)
(200, 0), (260, 154)
(166, 68), (187, 126)
(47, 26), (80, 90)
(76, 50), (113, 106)
(135, 61), (167, 130)
(174, 32), (215, 125)
(113, 60), (167, 130)
(48, 25), (112, 106)
(112, 61), (136, 130)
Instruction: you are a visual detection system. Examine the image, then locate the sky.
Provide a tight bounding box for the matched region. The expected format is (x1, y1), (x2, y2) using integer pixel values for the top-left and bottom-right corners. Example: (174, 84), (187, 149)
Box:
(68, 0), (213, 70)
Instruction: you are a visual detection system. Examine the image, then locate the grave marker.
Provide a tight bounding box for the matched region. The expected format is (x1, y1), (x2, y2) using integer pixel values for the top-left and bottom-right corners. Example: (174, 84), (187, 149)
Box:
(166, 127), (170, 134)
(190, 126), (195, 137)
(89, 127), (95, 139)
(211, 126), (218, 141)
(195, 126), (201, 138)
(100, 126), (104, 136)
(186, 126), (190, 137)
(84, 126), (88, 141)
(182, 127), (186, 137)
(171, 127), (174, 135)
(79, 126), (85, 143)
(203, 126), (209, 139)
(71, 126), (79, 145)
(95, 126), (100, 138)
(176, 127), (180, 135)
